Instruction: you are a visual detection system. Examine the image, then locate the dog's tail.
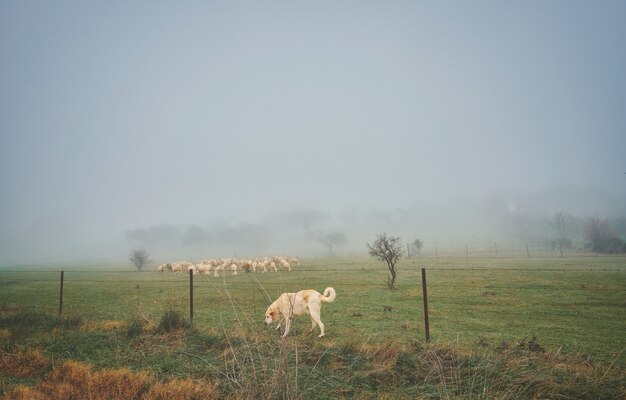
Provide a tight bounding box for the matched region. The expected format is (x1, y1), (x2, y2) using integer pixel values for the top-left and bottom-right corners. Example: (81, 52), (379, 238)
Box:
(321, 287), (336, 303)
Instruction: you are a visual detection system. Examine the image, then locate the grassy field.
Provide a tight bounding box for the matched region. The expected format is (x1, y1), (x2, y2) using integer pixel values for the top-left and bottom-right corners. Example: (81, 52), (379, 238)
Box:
(1, 255), (625, 398)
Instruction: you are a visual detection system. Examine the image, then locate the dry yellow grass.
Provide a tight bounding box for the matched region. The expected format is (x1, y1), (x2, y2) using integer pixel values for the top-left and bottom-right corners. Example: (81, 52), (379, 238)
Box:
(2, 360), (220, 400)
(80, 320), (126, 332)
(0, 350), (48, 377)
(144, 378), (220, 400)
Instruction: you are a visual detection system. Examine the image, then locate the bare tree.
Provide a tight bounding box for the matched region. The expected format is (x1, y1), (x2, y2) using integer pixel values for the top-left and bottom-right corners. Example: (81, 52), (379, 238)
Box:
(129, 249), (150, 272)
(548, 212), (572, 256)
(367, 234), (402, 290)
(584, 217), (624, 254)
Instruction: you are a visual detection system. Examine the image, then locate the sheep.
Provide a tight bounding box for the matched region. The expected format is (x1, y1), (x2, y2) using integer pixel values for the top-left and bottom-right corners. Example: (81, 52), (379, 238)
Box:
(240, 259), (253, 273)
(257, 260), (268, 273)
(214, 261), (228, 277)
(155, 255), (301, 276)
(196, 264), (210, 275)
(278, 258), (291, 272)
(196, 260), (212, 275)
(170, 263), (183, 273)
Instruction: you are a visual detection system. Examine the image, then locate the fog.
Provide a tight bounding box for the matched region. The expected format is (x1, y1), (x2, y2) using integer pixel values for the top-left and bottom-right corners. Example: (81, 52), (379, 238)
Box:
(1, 2), (625, 265)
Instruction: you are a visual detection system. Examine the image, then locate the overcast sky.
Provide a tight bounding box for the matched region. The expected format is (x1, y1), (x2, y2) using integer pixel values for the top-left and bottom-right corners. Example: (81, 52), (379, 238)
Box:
(1, 1), (625, 265)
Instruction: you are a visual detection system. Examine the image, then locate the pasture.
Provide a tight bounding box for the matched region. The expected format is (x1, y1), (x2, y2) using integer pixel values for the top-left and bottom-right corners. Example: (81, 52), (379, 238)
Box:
(1, 255), (625, 398)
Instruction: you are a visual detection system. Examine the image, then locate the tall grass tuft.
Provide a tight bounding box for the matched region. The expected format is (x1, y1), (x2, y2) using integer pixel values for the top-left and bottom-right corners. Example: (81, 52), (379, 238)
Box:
(157, 309), (190, 333)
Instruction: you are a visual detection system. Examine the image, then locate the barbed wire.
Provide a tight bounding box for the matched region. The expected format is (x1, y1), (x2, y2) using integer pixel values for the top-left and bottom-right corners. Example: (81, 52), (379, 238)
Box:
(1, 267), (625, 273)
(1, 280), (623, 292)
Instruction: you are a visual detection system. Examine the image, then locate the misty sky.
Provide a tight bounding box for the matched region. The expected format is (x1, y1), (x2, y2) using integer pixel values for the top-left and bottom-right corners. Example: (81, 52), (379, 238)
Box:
(1, 1), (625, 265)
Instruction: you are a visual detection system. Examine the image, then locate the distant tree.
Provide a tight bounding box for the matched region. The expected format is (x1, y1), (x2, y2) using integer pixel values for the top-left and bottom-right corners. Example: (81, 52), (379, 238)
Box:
(548, 212), (572, 256)
(411, 239), (423, 257)
(584, 217), (624, 254)
(317, 231), (349, 256)
(129, 249), (150, 272)
(367, 234), (402, 290)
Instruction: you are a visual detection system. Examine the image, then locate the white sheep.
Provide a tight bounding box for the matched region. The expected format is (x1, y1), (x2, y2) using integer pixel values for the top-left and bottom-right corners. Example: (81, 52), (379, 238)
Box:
(278, 258), (291, 272)
(214, 261), (228, 277)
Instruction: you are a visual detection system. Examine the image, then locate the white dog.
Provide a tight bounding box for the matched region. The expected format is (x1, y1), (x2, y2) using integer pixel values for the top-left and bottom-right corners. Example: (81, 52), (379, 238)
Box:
(264, 287), (336, 337)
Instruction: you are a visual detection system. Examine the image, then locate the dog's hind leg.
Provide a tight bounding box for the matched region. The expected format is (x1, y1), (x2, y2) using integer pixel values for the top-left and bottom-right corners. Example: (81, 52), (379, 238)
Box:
(310, 310), (325, 337)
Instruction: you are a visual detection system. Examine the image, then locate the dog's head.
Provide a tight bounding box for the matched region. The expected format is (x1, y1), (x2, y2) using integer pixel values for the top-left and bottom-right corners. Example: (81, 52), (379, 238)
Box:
(264, 307), (278, 325)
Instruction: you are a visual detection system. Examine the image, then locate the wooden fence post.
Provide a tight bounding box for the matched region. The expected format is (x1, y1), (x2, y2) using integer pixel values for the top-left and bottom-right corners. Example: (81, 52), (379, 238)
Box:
(526, 241), (530, 258)
(421, 268), (430, 342)
(58, 271), (64, 317)
(189, 270), (194, 324)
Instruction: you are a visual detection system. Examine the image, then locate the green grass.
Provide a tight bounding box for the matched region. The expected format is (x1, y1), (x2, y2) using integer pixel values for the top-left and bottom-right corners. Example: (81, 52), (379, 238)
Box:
(0, 255), (624, 398)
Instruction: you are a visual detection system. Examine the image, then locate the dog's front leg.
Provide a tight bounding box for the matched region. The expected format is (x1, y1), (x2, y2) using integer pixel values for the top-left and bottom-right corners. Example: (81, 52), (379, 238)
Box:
(282, 317), (292, 338)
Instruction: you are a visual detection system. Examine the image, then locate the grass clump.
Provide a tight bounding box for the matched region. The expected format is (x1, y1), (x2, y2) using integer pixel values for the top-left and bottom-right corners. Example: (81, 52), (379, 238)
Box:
(127, 318), (146, 338)
(157, 309), (190, 333)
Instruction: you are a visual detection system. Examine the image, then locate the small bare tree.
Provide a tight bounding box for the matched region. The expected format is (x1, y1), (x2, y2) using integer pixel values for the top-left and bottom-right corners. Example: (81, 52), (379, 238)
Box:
(129, 249), (150, 272)
(367, 234), (402, 290)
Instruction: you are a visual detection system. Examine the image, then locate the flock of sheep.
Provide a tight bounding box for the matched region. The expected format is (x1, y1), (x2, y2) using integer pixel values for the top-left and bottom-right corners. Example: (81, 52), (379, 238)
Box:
(156, 256), (300, 277)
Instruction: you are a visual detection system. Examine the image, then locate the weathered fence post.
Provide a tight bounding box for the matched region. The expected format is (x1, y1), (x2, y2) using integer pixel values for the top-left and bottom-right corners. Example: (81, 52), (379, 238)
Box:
(189, 269), (194, 324)
(465, 242), (469, 259)
(526, 241), (530, 258)
(58, 271), (64, 317)
(421, 268), (430, 342)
